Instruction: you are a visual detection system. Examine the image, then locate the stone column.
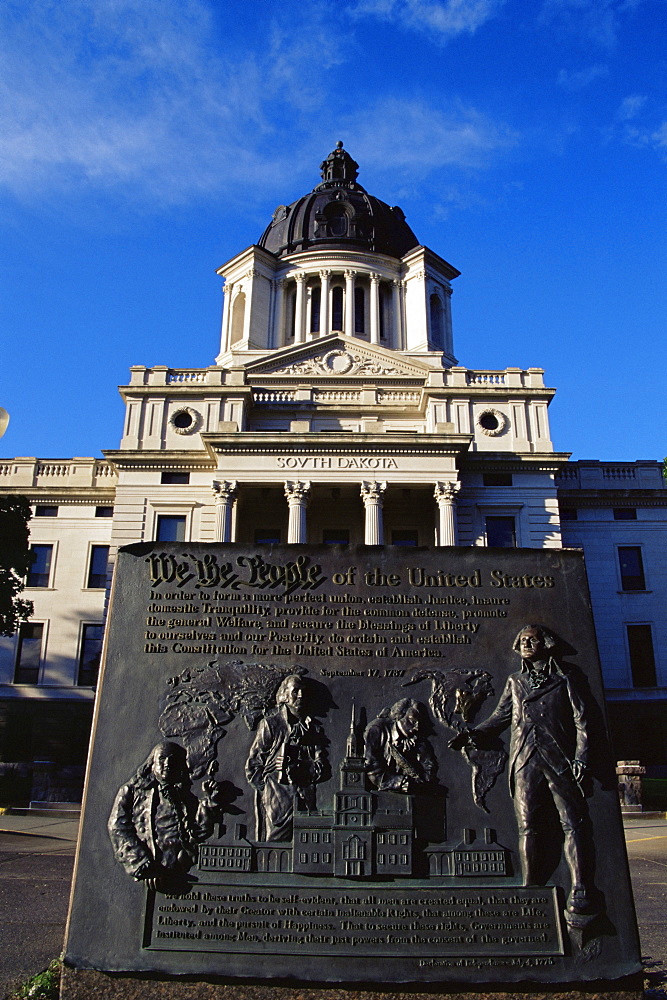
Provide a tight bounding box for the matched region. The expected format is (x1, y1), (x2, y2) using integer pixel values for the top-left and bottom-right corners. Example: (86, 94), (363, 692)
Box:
(219, 279), (231, 354)
(294, 273), (307, 344)
(319, 269), (331, 337)
(434, 481), (460, 546)
(212, 480), (237, 542)
(369, 273), (381, 345)
(361, 481), (387, 545)
(273, 278), (287, 348)
(344, 269), (356, 338)
(284, 481), (311, 543)
(443, 284), (454, 358)
(392, 279), (403, 349)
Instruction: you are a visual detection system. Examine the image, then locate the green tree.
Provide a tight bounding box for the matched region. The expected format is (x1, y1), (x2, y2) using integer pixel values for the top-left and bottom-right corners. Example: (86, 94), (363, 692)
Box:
(0, 495), (33, 636)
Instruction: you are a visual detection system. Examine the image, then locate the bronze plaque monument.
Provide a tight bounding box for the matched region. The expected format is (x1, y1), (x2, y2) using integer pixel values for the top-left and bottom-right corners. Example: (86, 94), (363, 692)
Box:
(64, 543), (641, 986)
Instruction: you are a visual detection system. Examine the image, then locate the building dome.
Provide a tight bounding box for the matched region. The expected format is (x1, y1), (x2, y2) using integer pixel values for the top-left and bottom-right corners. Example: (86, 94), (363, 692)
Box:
(258, 142), (420, 260)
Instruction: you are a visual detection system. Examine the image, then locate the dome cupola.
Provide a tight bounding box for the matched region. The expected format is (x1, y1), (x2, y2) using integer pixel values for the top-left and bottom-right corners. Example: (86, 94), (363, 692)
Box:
(258, 142), (420, 259)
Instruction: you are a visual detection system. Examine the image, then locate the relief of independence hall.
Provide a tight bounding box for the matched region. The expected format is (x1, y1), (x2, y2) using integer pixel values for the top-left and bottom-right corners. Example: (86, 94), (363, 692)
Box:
(0, 142), (665, 806)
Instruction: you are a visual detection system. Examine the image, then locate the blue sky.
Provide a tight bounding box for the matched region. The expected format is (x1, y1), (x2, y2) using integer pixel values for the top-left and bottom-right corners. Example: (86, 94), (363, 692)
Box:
(1, 0), (666, 462)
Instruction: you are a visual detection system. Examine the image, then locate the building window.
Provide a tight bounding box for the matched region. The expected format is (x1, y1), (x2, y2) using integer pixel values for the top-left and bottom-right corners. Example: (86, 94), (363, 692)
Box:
(332, 286), (344, 331)
(14, 622), (44, 684)
(95, 505), (114, 517)
(156, 515), (187, 542)
(323, 529), (350, 545)
(161, 471), (190, 485)
(614, 508), (637, 520)
(34, 505), (58, 517)
(626, 624), (657, 687)
(27, 544), (53, 588)
(255, 528), (281, 545)
(78, 624), (104, 686)
(87, 545), (110, 588)
(354, 286), (365, 333)
(618, 546), (646, 591)
(483, 473), (512, 487)
(325, 202), (348, 237)
(392, 530), (419, 546)
(310, 285), (321, 333)
(560, 508), (578, 521)
(486, 516), (516, 548)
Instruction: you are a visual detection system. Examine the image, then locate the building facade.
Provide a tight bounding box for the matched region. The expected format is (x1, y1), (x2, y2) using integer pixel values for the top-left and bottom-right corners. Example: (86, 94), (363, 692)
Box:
(1, 144), (665, 795)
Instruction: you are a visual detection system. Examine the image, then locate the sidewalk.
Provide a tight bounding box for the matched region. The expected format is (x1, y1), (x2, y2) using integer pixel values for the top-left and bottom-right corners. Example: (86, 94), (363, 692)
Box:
(1, 811), (666, 998)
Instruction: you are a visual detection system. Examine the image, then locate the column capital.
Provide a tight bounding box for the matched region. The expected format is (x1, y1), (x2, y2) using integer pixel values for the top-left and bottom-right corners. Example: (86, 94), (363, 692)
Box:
(294, 271), (308, 284)
(434, 481), (460, 505)
(369, 272), (381, 283)
(392, 278), (405, 288)
(275, 277), (289, 289)
(212, 480), (237, 503)
(360, 480), (387, 504)
(344, 269), (357, 280)
(319, 269), (332, 279)
(284, 480), (311, 505)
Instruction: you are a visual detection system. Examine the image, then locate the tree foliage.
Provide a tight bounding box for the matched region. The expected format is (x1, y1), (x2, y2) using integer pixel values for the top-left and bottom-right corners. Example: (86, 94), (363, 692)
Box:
(0, 495), (33, 636)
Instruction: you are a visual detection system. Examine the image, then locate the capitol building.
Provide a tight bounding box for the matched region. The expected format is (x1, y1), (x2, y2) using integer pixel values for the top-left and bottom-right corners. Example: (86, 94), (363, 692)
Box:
(1, 143), (665, 797)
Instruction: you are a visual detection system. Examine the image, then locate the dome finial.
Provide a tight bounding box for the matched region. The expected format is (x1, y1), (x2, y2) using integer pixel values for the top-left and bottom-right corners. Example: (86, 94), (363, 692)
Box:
(320, 142), (359, 184)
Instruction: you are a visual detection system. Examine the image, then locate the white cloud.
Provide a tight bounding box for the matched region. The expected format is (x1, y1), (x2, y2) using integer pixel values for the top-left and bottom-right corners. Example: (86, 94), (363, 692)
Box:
(0, 0), (519, 208)
(342, 97), (518, 176)
(541, 0), (645, 50)
(348, 0), (506, 41)
(0, 0), (346, 204)
(617, 94), (647, 121)
(652, 122), (667, 149)
(556, 64), (608, 91)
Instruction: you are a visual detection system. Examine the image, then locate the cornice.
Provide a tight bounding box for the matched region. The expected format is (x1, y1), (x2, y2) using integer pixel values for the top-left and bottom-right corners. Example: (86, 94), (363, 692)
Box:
(102, 450), (217, 471)
(557, 490), (667, 508)
(458, 452), (571, 474)
(200, 431), (472, 459)
(0, 488), (116, 503)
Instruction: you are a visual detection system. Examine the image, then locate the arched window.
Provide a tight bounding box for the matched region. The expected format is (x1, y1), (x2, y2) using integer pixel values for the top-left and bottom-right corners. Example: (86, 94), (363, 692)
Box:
(310, 285), (321, 333)
(324, 202), (349, 237)
(231, 291), (246, 345)
(332, 286), (344, 331)
(355, 286), (365, 334)
(430, 292), (444, 347)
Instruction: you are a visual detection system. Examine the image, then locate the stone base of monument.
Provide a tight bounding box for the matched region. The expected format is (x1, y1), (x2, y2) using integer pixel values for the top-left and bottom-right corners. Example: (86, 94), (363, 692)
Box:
(60, 966), (644, 1000)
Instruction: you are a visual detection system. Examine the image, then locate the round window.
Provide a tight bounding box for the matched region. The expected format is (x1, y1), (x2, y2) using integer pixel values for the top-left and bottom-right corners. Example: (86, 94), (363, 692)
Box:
(479, 412), (499, 431)
(477, 408), (507, 437)
(170, 408), (201, 435)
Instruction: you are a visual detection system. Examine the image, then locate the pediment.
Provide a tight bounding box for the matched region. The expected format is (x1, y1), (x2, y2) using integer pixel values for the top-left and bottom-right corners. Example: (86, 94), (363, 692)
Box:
(243, 335), (431, 381)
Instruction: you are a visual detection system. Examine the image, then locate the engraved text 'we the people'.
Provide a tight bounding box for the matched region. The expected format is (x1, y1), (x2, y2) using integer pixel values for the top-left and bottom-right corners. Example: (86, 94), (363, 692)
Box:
(146, 552), (328, 598)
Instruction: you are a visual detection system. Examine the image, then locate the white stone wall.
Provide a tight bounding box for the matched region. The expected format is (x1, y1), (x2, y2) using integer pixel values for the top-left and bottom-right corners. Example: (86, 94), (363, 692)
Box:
(0, 502), (112, 699)
(560, 503), (667, 693)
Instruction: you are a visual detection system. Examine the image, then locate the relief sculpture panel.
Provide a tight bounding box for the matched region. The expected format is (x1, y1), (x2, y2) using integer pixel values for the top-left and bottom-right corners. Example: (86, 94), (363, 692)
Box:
(65, 544), (641, 985)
